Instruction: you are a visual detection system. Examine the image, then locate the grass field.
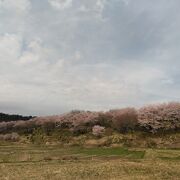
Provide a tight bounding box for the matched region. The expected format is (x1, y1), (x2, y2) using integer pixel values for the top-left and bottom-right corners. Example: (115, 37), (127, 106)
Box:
(0, 144), (180, 180)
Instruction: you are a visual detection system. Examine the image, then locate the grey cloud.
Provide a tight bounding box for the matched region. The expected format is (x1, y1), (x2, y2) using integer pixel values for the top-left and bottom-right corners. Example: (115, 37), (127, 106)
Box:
(0, 0), (180, 115)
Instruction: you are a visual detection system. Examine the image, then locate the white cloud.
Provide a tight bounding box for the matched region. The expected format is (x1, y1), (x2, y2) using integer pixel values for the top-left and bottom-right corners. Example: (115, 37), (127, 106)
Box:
(48, 0), (72, 10)
(95, 0), (106, 13)
(19, 39), (42, 64)
(0, 0), (31, 13)
(121, 0), (130, 6)
(18, 39), (58, 69)
(0, 34), (21, 62)
(74, 51), (82, 60)
(77, 0), (107, 20)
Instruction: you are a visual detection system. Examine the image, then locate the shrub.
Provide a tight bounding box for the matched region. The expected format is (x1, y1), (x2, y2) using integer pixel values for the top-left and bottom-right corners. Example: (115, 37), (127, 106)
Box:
(94, 113), (113, 128)
(0, 121), (15, 133)
(138, 102), (180, 133)
(2, 134), (12, 141)
(109, 108), (138, 133)
(104, 128), (114, 136)
(0, 132), (20, 141)
(146, 139), (157, 148)
(11, 132), (20, 141)
(41, 121), (56, 135)
(71, 125), (90, 136)
(92, 125), (105, 137)
(57, 129), (72, 143)
(0, 122), (8, 133)
(30, 128), (45, 144)
(13, 120), (35, 134)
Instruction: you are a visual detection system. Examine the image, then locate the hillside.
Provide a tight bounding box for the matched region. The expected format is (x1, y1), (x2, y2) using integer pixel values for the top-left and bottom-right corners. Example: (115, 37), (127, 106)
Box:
(0, 113), (34, 123)
(0, 102), (179, 148)
(0, 102), (180, 133)
(0, 102), (180, 180)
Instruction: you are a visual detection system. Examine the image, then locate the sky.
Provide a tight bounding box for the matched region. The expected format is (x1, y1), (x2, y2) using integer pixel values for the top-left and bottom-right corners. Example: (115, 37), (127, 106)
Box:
(0, 0), (180, 115)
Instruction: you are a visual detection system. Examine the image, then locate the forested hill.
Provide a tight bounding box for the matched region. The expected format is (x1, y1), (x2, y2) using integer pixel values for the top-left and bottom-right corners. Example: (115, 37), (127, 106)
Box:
(0, 113), (34, 122)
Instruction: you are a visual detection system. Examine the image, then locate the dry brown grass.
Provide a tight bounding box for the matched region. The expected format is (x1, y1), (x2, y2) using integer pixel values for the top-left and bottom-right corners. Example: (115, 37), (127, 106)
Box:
(0, 145), (179, 180)
(0, 158), (179, 180)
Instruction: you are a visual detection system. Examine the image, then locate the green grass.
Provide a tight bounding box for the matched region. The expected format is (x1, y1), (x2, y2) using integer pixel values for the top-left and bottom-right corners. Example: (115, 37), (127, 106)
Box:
(0, 146), (145, 163)
(0, 144), (179, 179)
(73, 147), (145, 159)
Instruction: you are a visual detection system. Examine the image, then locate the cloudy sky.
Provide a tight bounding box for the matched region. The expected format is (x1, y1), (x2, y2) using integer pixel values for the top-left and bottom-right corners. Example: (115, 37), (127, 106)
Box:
(0, 0), (180, 115)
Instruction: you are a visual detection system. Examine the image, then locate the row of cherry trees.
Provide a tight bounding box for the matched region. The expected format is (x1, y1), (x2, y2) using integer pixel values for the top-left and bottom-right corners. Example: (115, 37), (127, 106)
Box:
(0, 102), (180, 134)
(138, 102), (180, 133)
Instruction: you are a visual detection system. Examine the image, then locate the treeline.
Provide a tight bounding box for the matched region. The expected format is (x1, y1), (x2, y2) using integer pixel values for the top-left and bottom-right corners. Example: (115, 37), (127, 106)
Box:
(0, 102), (180, 135)
(0, 113), (34, 123)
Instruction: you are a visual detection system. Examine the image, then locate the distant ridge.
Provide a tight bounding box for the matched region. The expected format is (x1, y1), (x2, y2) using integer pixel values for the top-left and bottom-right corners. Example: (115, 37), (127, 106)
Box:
(0, 113), (34, 123)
